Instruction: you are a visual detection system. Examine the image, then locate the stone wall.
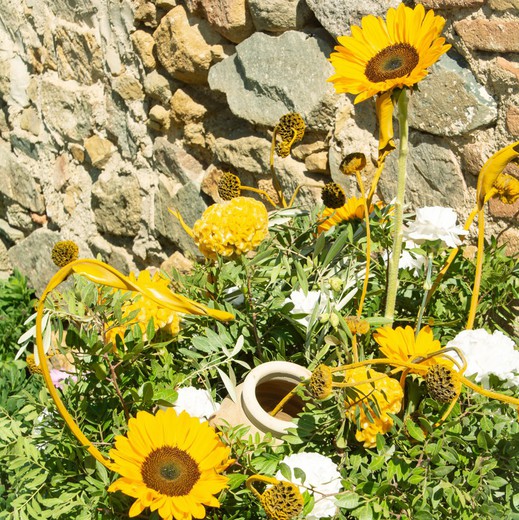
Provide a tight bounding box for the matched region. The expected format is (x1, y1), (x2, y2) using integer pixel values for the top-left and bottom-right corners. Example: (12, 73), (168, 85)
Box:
(0, 0), (517, 293)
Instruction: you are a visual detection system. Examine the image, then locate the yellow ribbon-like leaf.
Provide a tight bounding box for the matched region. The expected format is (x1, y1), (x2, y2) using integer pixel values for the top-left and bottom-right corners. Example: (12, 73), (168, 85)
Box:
(376, 91), (396, 159)
(72, 260), (136, 291)
(476, 141), (519, 209)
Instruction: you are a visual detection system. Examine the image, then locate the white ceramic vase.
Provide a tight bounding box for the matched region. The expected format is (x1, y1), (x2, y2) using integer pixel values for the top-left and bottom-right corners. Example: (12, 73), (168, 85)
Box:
(211, 361), (311, 440)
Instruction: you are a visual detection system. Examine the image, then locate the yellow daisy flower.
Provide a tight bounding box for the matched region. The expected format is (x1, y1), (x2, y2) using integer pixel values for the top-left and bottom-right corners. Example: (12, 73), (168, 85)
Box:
(328, 3), (450, 103)
(105, 270), (180, 345)
(108, 408), (232, 520)
(373, 325), (451, 370)
(344, 367), (403, 448)
(318, 196), (377, 233)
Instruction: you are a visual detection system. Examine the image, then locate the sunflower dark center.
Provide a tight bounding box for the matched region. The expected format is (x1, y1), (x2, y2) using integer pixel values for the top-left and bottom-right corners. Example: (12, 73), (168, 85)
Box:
(141, 446), (201, 496)
(365, 43), (420, 82)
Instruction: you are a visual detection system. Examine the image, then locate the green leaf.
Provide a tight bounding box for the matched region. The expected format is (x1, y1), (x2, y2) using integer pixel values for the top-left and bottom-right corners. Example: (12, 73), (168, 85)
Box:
(278, 462), (292, 481)
(335, 492), (360, 510)
(293, 467), (306, 484)
(405, 418), (426, 442)
(354, 503), (373, 520)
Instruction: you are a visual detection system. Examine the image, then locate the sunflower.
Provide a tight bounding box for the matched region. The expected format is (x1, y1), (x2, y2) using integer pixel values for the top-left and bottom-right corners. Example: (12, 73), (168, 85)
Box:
(373, 325), (452, 371)
(328, 3), (450, 103)
(317, 196), (377, 233)
(108, 408), (232, 520)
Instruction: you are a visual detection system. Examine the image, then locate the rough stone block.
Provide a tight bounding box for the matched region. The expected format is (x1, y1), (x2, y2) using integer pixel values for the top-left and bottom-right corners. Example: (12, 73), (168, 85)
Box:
(84, 135), (116, 168)
(419, 0), (484, 8)
(506, 105), (519, 137)
(208, 30), (338, 131)
(0, 141), (45, 213)
(6, 228), (61, 296)
(148, 105), (171, 132)
(40, 78), (98, 143)
(305, 0), (401, 39)
(91, 170), (142, 237)
(199, 0), (254, 43)
(153, 5), (231, 84)
(454, 19), (519, 53)
(248, 0), (314, 34)
(131, 30), (157, 70)
(112, 73), (145, 101)
(54, 25), (104, 85)
(489, 0), (519, 10)
(408, 53), (497, 136)
(153, 175), (205, 256)
(144, 71), (173, 104)
(380, 134), (469, 209)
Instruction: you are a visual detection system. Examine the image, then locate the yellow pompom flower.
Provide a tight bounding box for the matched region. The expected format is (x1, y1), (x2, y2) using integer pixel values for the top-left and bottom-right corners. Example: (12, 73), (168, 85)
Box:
(373, 325), (452, 371)
(192, 197), (269, 259)
(108, 408), (232, 520)
(26, 353), (43, 374)
(328, 3), (450, 103)
(309, 364), (334, 400)
(344, 367), (403, 447)
(51, 240), (79, 267)
(106, 270), (180, 345)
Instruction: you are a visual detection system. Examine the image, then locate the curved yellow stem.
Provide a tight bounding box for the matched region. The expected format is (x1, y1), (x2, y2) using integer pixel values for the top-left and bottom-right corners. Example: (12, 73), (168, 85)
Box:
(461, 377), (519, 408)
(268, 382), (303, 417)
(35, 258), (235, 470)
(366, 156), (388, 208)
(36, 265), (113, 468)
(246, 475), (279, 500)
(168, 208), (194, 238)
(287, 183), (323, 209)
(355, 171), (371, 321)
(241, 186), (279, 209)
(72, 258), (234, 321)
(351, 335), (359, 365)
(466, 208), (485, 329)
(476, 140), (519, 210)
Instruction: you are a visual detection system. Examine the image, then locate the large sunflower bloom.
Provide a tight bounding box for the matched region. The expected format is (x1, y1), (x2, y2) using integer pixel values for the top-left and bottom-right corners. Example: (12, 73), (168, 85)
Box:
(328, 3), (450, 103)
(373, 325), (452, 370)
(108, 408), (232, 520)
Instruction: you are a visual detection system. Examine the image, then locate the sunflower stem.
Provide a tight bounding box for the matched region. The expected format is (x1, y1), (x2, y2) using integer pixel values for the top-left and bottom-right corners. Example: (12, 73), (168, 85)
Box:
(385, 89), (409, 322)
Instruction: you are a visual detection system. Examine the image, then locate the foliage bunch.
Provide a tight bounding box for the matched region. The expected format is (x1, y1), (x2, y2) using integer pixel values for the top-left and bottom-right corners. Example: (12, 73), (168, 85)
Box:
(1, 200), (518, 519)
(3, 3), (519, 518)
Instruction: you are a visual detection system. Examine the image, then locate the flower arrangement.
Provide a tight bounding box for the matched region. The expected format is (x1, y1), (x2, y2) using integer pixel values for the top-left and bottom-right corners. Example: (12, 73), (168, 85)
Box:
(2, 4), (519, 520)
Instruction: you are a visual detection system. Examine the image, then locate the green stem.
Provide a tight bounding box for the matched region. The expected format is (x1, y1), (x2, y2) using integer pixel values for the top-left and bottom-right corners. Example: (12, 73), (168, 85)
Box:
(416, 252), (434, 334)
(384, 89), (409, 322)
